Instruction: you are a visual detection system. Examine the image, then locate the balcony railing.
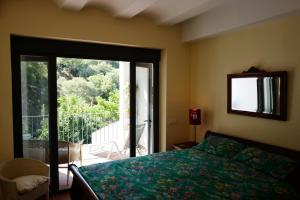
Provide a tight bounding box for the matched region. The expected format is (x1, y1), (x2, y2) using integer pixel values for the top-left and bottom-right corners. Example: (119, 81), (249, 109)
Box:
(22, 114), (121, 145)
(22, 114), (147, 167)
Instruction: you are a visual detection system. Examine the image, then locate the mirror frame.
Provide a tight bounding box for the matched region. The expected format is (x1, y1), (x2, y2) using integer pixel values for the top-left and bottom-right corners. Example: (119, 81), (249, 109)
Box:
(227, 67), (287, 121)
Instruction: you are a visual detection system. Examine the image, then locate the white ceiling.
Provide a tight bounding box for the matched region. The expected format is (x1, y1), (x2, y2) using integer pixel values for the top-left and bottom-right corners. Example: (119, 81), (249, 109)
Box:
(55, 0), (300, 42)
(55, 0), (227, 25)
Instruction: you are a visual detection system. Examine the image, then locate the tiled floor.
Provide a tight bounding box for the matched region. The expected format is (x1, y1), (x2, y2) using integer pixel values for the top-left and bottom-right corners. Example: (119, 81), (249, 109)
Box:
(58, 149), (129, 190)
(57, 146), (148, 190)
(59, 167), (73, 190)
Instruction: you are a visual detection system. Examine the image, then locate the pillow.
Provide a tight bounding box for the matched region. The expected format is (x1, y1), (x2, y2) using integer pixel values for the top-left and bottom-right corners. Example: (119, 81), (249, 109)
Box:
(233, 147), (299, 180)
(12, 175), (48, 194)
(194, 135), (246, 158)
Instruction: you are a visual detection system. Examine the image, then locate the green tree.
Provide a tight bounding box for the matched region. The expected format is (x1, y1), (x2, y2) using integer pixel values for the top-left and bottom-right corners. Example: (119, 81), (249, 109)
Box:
(21, 61), (48, 116)
(21, 61), (48, 137)
(59, 77), (97, 103)
(49, 93), (119, 143)
(30, 57), (121, 143)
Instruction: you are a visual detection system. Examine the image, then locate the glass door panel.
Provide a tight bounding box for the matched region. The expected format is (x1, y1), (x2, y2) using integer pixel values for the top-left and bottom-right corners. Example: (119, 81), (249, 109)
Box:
(56, 57), (130, 189)
(136, 63), (154, 156)
(12, 36), (160, 194)
(20, 55), (50, 163)
(17, 57), (157, 191)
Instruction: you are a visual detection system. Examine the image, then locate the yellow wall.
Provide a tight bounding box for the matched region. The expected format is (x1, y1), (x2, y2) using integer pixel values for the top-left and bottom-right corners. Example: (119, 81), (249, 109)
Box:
(2, 0), (299, 162)
(190, 14), (300, 150)
(0, 0), (191, 160)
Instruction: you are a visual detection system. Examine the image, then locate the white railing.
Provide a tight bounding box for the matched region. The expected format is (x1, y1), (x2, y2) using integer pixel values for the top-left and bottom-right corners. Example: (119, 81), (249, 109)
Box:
(91, 121), (121, 144)
(22, 114), (120, 145)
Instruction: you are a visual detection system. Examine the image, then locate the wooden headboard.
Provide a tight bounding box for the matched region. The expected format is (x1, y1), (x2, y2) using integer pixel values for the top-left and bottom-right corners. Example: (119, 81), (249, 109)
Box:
(205, 130), (300, 192)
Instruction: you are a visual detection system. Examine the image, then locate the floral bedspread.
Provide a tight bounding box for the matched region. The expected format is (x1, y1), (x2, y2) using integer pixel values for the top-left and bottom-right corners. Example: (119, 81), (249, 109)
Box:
(78, 148), (299, 200)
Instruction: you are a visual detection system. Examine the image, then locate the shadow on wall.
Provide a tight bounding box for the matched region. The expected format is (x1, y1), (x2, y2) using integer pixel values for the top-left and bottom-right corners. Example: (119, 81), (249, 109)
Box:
(0, 162), (3, 199)
(287, 68), (295, 121)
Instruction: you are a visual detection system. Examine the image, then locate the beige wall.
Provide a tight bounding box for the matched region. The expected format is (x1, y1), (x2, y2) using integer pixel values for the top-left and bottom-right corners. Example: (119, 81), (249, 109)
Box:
(2, 0), (298, 162)
(0, 0), (191, 160)
(190, 14), (300, 150)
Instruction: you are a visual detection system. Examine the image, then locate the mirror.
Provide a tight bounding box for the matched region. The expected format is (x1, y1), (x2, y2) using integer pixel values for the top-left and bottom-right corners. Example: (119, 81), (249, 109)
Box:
(227, 67), (287, 120)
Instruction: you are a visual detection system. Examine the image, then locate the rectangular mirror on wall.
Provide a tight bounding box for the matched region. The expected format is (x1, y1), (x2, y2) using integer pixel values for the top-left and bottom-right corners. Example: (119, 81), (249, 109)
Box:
(227, 67), (287, 121)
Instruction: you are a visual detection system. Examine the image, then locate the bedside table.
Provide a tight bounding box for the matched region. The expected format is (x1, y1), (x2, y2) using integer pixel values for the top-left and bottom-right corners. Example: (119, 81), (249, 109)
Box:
(172, 141), (198, 150)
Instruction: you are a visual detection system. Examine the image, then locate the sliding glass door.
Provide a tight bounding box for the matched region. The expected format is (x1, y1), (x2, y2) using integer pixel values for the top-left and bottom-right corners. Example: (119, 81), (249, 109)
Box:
(136, 63), (154, 156)
(20, 55), (50, 163)
(13, 54), (59, 191)
(56, 57), (132, 189)
(11, 35), (160, 193)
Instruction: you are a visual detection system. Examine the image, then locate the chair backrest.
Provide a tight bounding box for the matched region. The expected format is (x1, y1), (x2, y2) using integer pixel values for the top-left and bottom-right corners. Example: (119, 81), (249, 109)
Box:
(58, 140), (83, 164)
(0, 158), (49, 179)
(69, 140), (83, 162)
(23, 140), (49, 163)
(58, 141), (69, 164)
(124, 123), (146, 149)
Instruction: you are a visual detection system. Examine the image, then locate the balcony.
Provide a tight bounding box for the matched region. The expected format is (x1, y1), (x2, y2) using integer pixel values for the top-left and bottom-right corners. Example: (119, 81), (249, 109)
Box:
(22, 114), (148, 189)
(19, 58), (153, 190)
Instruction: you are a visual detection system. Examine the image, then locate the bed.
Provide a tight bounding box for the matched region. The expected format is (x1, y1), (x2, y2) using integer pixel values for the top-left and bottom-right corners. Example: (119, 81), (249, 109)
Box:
(69, 131), (300, 199)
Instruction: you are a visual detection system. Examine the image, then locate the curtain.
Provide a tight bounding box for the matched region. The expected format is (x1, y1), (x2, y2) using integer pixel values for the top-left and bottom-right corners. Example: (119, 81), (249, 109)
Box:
(263, 77), (275, 114)
(257, 77), (280, 114)
(257, 78), (264, 113)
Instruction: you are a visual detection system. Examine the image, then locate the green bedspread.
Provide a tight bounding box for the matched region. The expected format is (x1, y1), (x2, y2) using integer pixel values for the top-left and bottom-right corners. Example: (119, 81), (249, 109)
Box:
(78, 148), (299, 199)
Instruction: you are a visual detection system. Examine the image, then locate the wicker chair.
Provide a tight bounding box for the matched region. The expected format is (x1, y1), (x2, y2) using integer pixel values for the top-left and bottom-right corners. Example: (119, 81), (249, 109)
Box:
(23, 140), (83, 186)
(23, 140), (49, 163)
(58, 140), (83, 185)
(0, 158), (49, 200)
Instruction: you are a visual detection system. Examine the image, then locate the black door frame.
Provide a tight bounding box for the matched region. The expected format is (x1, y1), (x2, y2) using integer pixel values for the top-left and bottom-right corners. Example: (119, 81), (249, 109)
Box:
(135, 63), (154, 154)
(11, 35), (160, 193)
